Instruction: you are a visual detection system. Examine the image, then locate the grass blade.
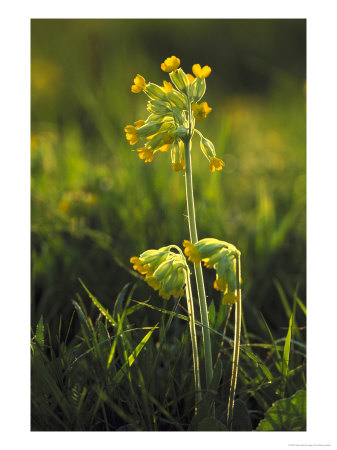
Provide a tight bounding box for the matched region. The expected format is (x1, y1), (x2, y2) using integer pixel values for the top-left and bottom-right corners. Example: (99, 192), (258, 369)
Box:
(279, 314), (293, 397)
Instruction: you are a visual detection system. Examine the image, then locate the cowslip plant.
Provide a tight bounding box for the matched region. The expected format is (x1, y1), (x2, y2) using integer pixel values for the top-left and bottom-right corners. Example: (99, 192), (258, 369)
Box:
(126, 56), (242, 426)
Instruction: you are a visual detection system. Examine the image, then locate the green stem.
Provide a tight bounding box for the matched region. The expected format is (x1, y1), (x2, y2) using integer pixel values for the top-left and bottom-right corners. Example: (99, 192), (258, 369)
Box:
(227, 253), (242, 429)
(183, 134), (213, 389)
(185, 268), (202, 413)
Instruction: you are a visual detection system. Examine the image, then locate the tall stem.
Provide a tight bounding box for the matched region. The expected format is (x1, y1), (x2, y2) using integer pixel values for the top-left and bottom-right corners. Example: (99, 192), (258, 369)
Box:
(183, 134), (213, 389)
(185, 269), (202, 413)
(227, 253), (242, 429)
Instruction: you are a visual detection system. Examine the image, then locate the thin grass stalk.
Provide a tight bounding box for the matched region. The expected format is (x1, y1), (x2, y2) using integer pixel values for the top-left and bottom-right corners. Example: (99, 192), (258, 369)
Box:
(227, 253), (242, 428)
(185, 268), (202, 413)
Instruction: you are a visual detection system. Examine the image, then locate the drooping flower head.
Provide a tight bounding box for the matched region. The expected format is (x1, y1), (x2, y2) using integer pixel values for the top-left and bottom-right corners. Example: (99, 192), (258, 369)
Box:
(130, 246), (188, 300)
(183, 238), (240, 304)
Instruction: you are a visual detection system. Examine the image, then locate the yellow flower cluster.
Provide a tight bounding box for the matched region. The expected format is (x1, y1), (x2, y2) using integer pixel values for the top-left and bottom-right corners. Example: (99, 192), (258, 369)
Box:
(183, 238), (240, 304)
(130, 246), (187, 300)
(125, 56), (225, 173)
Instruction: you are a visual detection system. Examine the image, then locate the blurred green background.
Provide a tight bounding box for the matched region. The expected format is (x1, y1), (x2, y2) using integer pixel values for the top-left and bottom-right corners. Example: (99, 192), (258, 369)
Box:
(31, 19), (306, 339)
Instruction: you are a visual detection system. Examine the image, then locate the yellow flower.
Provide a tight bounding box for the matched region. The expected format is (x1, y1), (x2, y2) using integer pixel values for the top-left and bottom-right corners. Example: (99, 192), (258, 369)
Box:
(222, 292), (238, 305)
(163, 80), (173, 93)
(213, 277), (227, 292)
(183, 240), (202, 265)
(158, 132), (174, 152)
(191, 102), (212, 121)
(134, 119), (146, 128)
(137, 147), (154, 163)
(158, 289), (172, 300)
(209, 157), (225, 173)
(130, 256), (151, 275)
(192, 64), (211, 79)
(171, 161), (185, 172)
(124, 120), (145, 145)
(145, 275), (162, 291)
(171, 140), (185, 172)
(124, 125), (139, 145)
(158, 144), (170, 152)
(186, 73), (195, 83)
(161, 56), (180, 73)
(131, 74), (146, 93)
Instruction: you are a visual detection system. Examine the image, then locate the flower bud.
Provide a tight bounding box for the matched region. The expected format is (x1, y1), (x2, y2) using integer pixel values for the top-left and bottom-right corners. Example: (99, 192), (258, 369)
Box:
(145, 82), (168, 101)
(147, 100), (171, 115)
(169, 68), (190, 93)
(190, 77), (206, 102)
(136, 120), (165, 137)
(200, 135), (216, 160)
(172, 126), (188, 139)
(139, 246), (171, 270)
(167, 91), (187, 110)
(171, 140), (185, 172)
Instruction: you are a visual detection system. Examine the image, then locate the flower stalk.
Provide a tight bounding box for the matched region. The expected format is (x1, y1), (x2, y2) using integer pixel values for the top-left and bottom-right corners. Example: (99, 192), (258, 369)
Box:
(183, 131), (214, 390)
(184, 267), (202, 412)
(226, 252), (242, 429)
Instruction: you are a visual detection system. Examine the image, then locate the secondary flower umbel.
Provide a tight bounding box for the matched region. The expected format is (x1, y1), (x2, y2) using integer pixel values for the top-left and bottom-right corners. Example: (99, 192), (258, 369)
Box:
(130, 246), (189, 300)
(183, 238), (240, 304)
(124, 56), (225, 172)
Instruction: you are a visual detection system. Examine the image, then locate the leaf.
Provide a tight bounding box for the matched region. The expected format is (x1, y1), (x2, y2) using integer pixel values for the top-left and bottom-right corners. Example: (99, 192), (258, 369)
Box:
(232, 399), (252, 431)
(197, 417), (228, 431)
(241, 347), (274, 381)
(257, 390), (306, 431)
(279, 314), (292, 396)
(189, 360), (223, 429)
(208, 300), (216, 328)
(79, 278), (117, 326)
(112, 324), (158, 384)
(35, 315), (45, 346)
(113, 282), (132, 320)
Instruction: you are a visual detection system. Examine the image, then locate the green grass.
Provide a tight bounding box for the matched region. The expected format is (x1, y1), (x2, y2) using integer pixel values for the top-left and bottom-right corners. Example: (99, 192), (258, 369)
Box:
(31, 19), (306, 430)
(31, 281), (306, 431)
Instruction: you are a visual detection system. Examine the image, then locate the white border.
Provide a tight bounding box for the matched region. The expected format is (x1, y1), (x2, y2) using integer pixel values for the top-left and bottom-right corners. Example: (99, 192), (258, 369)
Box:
(1, 1), (337, 449)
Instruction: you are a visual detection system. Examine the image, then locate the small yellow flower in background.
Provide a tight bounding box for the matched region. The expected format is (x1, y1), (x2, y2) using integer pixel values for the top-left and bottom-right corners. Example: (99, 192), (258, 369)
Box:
(183, 240), (202, 265)
(192, 64), (212, 79)
(131, 74), (146, 93)
(161, 56), (180, 73)
(124, 125), (139, 145)
(186, 73), (195, 83)
(58, 199), (70, 213)
(209, 157), (225, 173)
(137, 147), (154, 163)
(191, 102), (212, 121)
(163, 80), (173, 93)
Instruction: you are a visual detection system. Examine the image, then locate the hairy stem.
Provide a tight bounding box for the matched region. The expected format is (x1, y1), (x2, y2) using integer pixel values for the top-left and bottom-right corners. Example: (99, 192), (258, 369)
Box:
(227, 253), (242, 429)
(185, 269), (202, 412)
(183, 134), (214, 389)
